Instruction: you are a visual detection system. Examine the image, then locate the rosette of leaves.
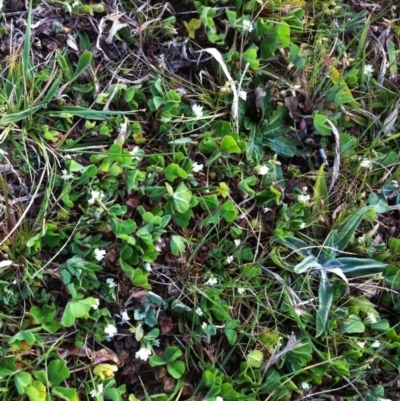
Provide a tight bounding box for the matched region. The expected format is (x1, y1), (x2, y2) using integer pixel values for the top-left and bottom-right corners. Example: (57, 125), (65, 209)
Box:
(272, 204), (387, 338)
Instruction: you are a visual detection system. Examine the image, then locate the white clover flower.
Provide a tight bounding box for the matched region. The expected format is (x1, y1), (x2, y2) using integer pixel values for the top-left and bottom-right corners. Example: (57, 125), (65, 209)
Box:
(90, 383), (104, 398)
(106, 278), (117, 288)
(234, 239), (241, 247)
(144, 262), (152, 272)
(364, 64), (374, 76)
(357, 341), (366, 348)
(192, 162), (204, 173)
(297, 194), (311, 203)
(192, 104), (204, 119)
(104, 324), (118, 338)
(120, 310), (130, 323)
(300, 222), (306, 229)
(135, 347), (152, 361)
(155, 244), (162, 252)
(242, 19), (253, 32)
(263, 207), (272, 213)
(360, 158), (373, 169)
(130, 146), (140, 156)
(237, 287), (246, 295)
(61, 169), (75, 180)
(257, 165), (270, 175)
(301, 382), (310, 391)
(201, 322), (208, 330)
(239, 90), (247, 101)
(88, 189), (104, 205)
(371, 340), (381, 348)
(226, 255), (234, 264)
(215, 396), (224, 401)
(195, 307), (203, 316)
(205, 277), (218, 286)
(91, 298), (100, 310)
(357, 234), (366, 244)
(366, 312), (378, 324)
(94, 248), (107, 261)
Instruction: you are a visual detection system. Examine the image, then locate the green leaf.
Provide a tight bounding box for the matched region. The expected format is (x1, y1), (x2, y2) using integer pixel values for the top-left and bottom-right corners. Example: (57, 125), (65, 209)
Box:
(26, 380), (47, 401)
(326, 257), (387, 277)
(220, 200), (238, 222)
(48, 360), (70, 385)
(312, 164), (329, 239)
(164, 346), (182, 362)
(0, 357), (16, 377)
(172, 182), (192, 213)
(247, 350), (264, 368)
(275, 22), (290, 47)
(71, 51), (93, 82)
(164, 163), (187, 182)
(15, 372), (32, 394)
(167, 360), (185, 379)
(61, 298), (92, 327)
(170, 235), (189, 256)
(342, 314), (365, 333)
(149, 355), (166, 367)
(199, 195), (219, 211)
(332, 207), (371, 251)
(220, 135), (241, 153)
(316, 270), (333, 338)
(294, 255), (320, 274)
(52, 387), (78, 401)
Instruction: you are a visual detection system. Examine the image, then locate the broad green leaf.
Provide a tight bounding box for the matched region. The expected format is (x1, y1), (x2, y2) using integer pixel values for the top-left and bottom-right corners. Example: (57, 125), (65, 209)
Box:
(52, 387), (78, 401)
(220, 200), (238, 222)
(167, 360), (185, 379)
(0, 357), (16, 377)
(48, 360), (70, 385)
(149, 355), (166, 367)
(342, 314), (365, 333)
(164, 346), (182, 362)
(247, 350), (264, 368)
(220, 135), (241, 153)
(316, 270), (333, 338)
(199, 195), (219, 211)
(61, 298), (92, 327)
(71, 51), (92, 82)
(170, 235), (189, 256)
(172, 182), (192, 213)
(275, 22), (290, 47)
(15, 372), (32, 394)
(27, 380), (47, 401)
(164, 163), (187, 182)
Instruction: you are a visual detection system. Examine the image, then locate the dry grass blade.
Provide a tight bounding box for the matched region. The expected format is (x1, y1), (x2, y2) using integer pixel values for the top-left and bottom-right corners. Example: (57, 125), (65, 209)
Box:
(326, 118), (340, 192)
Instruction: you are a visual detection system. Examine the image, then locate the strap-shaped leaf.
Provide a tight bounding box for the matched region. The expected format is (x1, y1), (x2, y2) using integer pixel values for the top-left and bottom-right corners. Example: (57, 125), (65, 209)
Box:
(332, 206), (371, 251)
(272, 235), (312, 257)
(325, 257), (387, 277)
(316, 270), (333, 338)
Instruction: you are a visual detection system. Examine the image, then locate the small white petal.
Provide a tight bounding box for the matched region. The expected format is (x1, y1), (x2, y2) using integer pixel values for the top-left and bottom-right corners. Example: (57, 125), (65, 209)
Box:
(297, 194), (311, 203)
(237, 287), (246, 295)
(135, 348), (152, 361)
(106, 278), (117, 288)
(234, 239), (241, 247)
(191, 104), (204, 119)
(91, 298), (100, 310)
(205, 277), (218, 285)
(94, 248), (107, 261)
(104, 324), (118, 338)
(195, 307), (203, 316)
(257, 165), (270, 175)
(120, 310), (130, 323)
(226, 255), (234, 264)
(192, 162), (204, 173)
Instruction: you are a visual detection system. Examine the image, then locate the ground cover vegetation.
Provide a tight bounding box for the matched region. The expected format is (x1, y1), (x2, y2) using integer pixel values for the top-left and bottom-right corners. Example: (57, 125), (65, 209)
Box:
(0, 0), (400, 399)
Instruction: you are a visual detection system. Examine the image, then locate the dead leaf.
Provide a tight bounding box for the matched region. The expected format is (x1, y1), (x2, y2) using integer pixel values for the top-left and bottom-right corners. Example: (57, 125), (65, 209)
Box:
(159, 315), (173, 335)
